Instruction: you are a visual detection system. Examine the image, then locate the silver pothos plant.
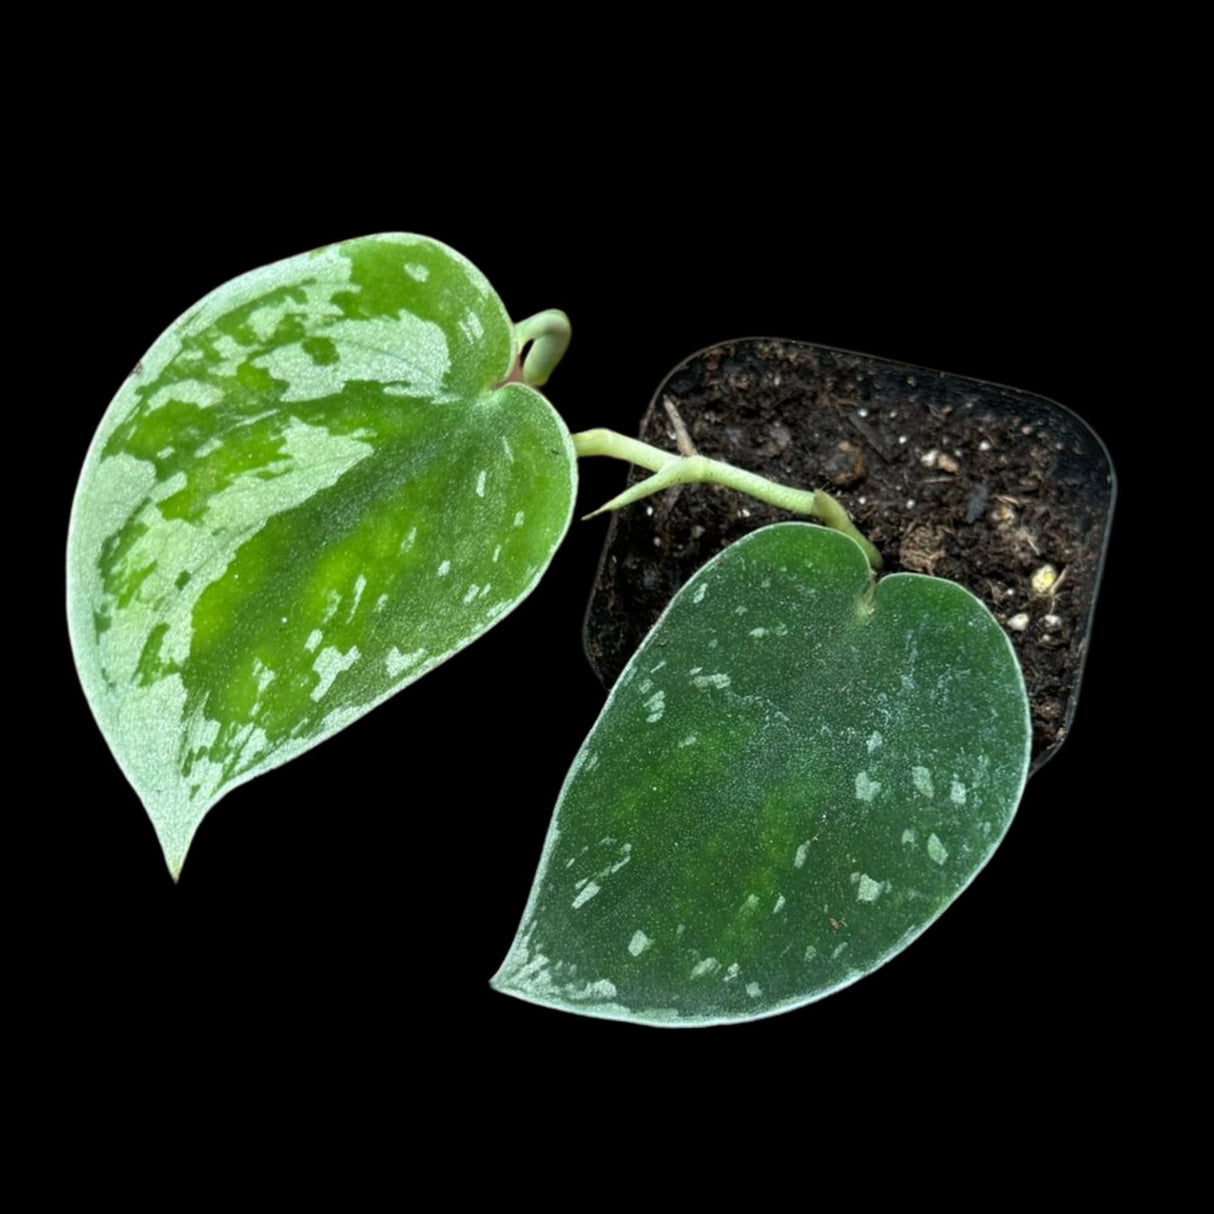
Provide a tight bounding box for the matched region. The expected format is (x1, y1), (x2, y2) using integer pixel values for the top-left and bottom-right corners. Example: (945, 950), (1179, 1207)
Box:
(68, 233), (1030, 1026)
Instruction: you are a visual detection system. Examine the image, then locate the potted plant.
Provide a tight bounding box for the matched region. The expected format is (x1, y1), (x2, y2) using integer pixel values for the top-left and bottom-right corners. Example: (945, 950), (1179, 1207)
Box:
(65, 232), (1114, 1028)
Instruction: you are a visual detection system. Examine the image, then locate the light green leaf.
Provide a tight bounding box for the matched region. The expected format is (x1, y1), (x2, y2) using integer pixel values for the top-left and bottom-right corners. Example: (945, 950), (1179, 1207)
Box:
(493, 523), (1029, 1025)
(68, 234), (576, 877)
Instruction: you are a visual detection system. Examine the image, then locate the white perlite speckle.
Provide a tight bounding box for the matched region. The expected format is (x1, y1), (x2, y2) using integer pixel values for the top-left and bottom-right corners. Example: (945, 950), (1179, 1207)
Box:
(571, 881), (601, 909)
(628, 930), (652, 957)
(746, 982), (762, 998)
(855, 771), (881, 802)
(927, 834), (948, 865)
(950, 779), (967, 805)
(1031, 564), (1057, 595)
(912, 766), (934, 798)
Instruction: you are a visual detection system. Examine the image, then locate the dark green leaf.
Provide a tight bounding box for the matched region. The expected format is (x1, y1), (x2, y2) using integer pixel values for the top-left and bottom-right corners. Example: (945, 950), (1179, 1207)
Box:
(494, 524), (1030, 1025)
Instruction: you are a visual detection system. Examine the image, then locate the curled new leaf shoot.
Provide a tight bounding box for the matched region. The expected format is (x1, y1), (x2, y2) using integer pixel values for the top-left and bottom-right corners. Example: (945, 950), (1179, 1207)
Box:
(514, 310), (572, 388)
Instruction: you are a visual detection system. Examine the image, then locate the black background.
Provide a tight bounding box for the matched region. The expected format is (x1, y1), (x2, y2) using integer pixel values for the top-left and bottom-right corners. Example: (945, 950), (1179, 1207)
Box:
(44, 145), (1140, 1096)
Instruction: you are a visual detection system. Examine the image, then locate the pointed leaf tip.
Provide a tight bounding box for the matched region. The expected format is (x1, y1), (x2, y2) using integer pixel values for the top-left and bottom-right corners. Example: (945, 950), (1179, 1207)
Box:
(68, 234), (577, 872)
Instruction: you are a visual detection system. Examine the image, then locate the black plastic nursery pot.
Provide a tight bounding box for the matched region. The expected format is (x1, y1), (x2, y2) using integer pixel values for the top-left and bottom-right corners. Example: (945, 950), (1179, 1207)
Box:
(584, 338), (1116, 772)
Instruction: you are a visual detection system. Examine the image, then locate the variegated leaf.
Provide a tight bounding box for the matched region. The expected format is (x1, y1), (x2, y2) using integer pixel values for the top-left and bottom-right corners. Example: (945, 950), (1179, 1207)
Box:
(68, 234), (576, 877)
(494, 524), (1030, 1025)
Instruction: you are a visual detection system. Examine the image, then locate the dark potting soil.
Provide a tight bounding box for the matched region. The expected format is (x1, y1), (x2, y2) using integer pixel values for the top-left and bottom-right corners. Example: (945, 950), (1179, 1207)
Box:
(582, 339), (1115, 771)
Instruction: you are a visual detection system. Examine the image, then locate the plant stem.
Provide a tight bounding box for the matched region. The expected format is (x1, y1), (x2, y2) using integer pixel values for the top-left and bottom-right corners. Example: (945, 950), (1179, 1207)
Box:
(571, 428), (882, 571)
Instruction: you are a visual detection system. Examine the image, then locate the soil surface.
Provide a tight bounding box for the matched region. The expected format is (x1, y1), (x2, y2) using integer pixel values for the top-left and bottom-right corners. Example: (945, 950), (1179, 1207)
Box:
(583, 339), (1115, 771)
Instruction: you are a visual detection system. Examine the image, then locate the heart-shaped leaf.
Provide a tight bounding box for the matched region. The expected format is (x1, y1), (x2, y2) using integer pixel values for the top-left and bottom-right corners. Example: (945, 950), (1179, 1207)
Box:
(68, 234), (576, 877)
(493, 523), (1030, 1025)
